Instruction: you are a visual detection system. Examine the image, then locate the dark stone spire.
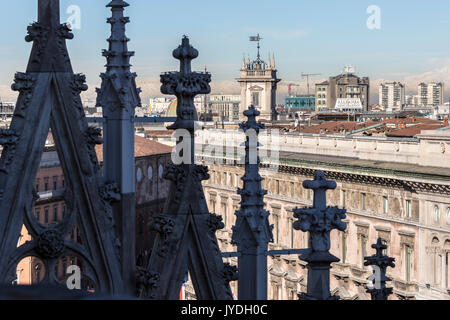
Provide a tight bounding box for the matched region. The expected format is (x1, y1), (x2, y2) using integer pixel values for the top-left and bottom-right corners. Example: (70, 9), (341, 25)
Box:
(143, 37), (234, 300)
(95, 0), (141, 296)
(232, 106), (272, 247)
(26, 0), (73, 73)
(364, 237), (396, 300)
(97, 0), (141, 113)
(231, 105), (273, 300)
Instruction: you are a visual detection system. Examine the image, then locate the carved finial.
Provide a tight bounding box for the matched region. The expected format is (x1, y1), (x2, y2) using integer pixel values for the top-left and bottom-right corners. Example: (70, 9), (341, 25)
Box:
(293, 170), (347, 300)
(302, 170), (337, 210)
(239, 105), (265, 134)
(364, 237), (396, 300)
(161, 36), (210, 131)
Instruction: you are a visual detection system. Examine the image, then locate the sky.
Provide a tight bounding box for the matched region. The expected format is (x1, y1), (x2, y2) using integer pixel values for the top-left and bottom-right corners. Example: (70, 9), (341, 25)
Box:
(1, 0), (450, 103)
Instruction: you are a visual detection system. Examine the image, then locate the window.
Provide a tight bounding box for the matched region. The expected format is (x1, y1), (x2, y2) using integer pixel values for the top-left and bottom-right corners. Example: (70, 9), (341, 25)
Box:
(405, 245), (412, 282)
(209, 199), (216, 214)
(35, 210), (40, 222)
(221, 202), (228, 227)
(44, 177), (49, 192)
(44, 208), (49, 224)
(288, 217), (295, 248)
(252, 92), (260, 107)
(53, 207), (58, 222)
(406, 200), (412, 218)
(382, 239), (389, 256)
(136, 168), (143, 182)
(35, 179), (40, 192)
(447, 208), (450, 224)
(383, 197), (388, 214)
(361, 193), (366, 210)
(53, 176), (58, 190)
(148, 166), (153, 181)
(273, 214), (279, 244)
(342, 190), (346, 207)
(434, 205), (440, 223)
(342, 232), (347, 263)
(271, 283), (280, 300)
(358, 234), (367, 267)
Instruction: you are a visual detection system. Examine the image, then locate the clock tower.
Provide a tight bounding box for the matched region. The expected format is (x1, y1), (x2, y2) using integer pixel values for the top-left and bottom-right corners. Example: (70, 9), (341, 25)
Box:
(237, 35), (281, 121)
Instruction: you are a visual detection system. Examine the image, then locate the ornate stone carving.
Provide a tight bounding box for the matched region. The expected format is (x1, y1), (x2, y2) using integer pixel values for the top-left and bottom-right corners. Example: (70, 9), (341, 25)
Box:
(85, 127), (103, 172)
(150, 215), (175, 258)
(163, 164), (187, 204)
(208, 213), (225, 234)
(136, 267), (160, 299)
(25, 22), (50, 64)
(222, 263), (238, 284)
(0, 130), (20, 174)
(11, 73), (35, 118)
(364, 238), (396, 300)
(36, 229), (65, 259)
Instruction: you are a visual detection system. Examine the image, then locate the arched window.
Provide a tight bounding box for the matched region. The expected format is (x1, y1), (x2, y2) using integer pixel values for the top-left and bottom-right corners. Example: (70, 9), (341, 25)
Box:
(447, 207), (450, 224)
(434, 205), (440, 223)
(147, 166), (153, 181)
(136, 167), (143, 183)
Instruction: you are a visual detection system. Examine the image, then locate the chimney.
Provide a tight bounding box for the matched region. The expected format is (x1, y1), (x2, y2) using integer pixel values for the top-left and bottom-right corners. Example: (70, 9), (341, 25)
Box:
(444, 117), (449, 127)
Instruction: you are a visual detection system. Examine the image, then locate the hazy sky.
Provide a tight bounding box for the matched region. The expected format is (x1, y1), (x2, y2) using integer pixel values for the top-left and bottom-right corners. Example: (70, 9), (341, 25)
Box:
(1, 0), (450, 102)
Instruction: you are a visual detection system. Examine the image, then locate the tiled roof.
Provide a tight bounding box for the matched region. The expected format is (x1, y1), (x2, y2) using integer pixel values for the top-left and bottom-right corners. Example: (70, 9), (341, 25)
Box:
(95, 135), (172, 162)
(386, 124), (444, 137)
(296, 121), (370, 134)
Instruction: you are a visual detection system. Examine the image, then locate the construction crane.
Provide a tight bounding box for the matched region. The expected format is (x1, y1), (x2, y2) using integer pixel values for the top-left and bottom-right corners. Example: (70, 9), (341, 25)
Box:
(301, 73), (321, 96)
(281, 83), (300, 97)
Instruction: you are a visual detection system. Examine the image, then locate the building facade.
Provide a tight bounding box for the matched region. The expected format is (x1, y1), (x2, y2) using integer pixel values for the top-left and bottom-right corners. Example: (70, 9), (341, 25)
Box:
(208, 94), (241, 122)
(197, 129), (450, 300)
(285, 95), (315, 112)
(418, 83), (444, 106)
(379, 82), (405, 110)
(315, 67), (370, 112)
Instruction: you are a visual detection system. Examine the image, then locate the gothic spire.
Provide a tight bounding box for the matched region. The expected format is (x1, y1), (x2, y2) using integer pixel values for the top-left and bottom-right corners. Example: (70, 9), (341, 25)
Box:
(272, 54), (276, 69)
(26, 0), (73, 72)
(267, 52), (272, 69)
(96, 0), (141, 113)
(231, 105), (273, 300)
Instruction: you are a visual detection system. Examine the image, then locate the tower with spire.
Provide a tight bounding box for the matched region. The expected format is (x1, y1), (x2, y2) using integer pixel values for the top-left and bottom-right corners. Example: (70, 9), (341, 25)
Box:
(237, 35), (280, 122)
(96, 0), (142, 296)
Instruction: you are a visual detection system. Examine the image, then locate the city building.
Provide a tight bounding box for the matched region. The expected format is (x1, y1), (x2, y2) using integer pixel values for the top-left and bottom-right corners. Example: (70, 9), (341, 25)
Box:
(418, 83), (444, 106)
(315, 66), (370, 112)
(284, 95), (315, 112)
(379, 82), (405, 110)
(197, 128), (450, 300)
(208, 94), (241, 122)
(237, 54), (281, 121)
(406, 95), (420, 106)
